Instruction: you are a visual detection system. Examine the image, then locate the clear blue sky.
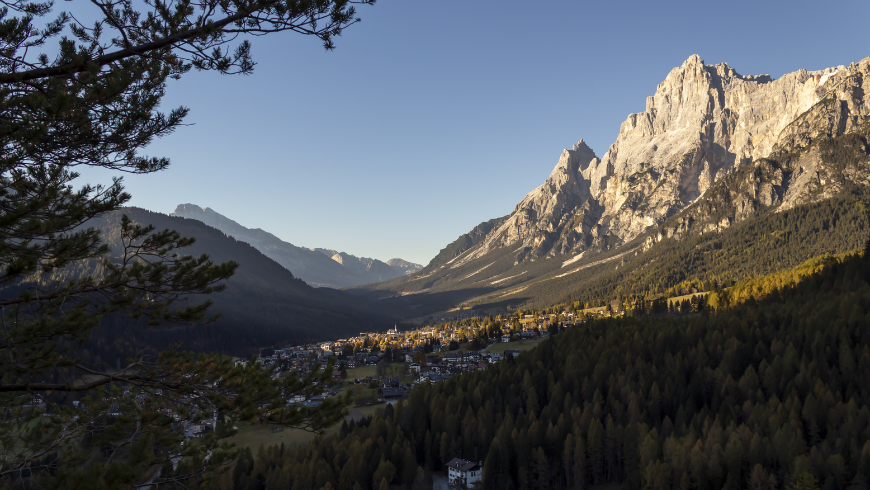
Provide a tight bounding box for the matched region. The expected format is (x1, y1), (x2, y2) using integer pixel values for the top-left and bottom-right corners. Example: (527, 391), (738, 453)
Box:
(78, 0), (870, 265)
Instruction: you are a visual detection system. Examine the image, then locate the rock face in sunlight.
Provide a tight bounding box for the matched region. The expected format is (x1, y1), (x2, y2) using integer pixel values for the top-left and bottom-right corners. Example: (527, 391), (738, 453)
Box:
(385, 258), (425, 275)
(451, 55), (870, 266)
(354, 55), (870, 315)
(314, 248), (423, 277)
(172, 204), (422, 288)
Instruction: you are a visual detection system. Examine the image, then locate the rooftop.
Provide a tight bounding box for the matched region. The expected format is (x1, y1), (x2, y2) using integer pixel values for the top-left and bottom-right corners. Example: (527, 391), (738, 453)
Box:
(446, 458), (481, 472)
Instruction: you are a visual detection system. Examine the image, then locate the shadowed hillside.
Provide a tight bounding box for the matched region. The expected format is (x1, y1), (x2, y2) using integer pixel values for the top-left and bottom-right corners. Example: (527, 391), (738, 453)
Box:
(20, 208), (402, 358)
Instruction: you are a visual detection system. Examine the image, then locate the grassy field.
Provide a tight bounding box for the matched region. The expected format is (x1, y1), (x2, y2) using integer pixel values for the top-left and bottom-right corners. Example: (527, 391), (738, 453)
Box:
(228, 422), (324, 450)
(346, 362), (406, 381)
(444, 337), (547, 356)
(228, 404), (387, 450)
(667, 291), (709, 305)
(345, 375), (417, 402)
(346, 364), (378, 379)
(486, 337), (546, 354)
(449, 343), (500, 355)
(348, 383), (379, 404)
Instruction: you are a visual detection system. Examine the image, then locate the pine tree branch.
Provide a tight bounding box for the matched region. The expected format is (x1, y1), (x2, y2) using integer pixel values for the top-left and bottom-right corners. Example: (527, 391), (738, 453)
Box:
(0, 0), (270, 83)
(0, 365), (181, 392)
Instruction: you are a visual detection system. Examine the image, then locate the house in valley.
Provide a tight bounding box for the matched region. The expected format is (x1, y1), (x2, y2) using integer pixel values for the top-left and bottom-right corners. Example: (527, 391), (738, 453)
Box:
(446, 458), (482, 488)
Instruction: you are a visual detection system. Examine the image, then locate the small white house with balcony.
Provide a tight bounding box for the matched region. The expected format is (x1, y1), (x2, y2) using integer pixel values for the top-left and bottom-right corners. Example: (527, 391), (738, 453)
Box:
(446, 458), (482, 489)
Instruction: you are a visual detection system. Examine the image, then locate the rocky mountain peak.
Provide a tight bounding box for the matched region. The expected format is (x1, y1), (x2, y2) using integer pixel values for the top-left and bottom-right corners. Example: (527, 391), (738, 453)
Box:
(173, 203), (209, 217)
(537, 139), (597, 201)
(446, 55), (870, 268)
(313, 248), (422, 276)
(386, 259), (425, 275)
(369, 55), (870, 314)
(172, 203), (253, 236)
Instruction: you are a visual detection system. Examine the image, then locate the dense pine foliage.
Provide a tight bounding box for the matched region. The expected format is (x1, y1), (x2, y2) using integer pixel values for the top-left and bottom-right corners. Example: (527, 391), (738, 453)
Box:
(234, 250), (870, 490)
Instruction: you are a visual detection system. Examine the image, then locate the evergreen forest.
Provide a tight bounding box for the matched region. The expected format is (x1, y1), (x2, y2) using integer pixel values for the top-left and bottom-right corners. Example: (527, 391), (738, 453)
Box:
(227, 249), (870, 490)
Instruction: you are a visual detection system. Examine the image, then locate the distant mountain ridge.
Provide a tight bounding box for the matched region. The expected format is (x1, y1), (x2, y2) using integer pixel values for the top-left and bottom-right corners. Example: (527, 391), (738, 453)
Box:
(311, 249), (423, 278)
(30, 207), (399, 357)
(351, 54), (870, 314)
(171, 204), (422, 288)
(386, 258), (426, 274)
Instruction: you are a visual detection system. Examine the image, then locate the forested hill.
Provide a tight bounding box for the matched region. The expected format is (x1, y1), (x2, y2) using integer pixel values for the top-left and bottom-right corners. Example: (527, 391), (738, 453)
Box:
(232, 250), (870, 490)
(32, 208), (399, 358)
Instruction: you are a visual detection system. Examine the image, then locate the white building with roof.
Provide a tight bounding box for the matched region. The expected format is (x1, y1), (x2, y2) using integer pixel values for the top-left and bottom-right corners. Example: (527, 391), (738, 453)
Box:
(446, 458), (482, 488)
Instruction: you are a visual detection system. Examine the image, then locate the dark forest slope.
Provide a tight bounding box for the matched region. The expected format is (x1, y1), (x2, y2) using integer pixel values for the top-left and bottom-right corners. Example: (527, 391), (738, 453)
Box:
(18, 208), (398, 359)
(238, 250), (870, 490)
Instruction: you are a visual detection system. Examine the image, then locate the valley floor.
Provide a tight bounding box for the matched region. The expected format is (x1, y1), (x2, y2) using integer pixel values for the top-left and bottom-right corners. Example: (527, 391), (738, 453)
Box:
(228, 404), (383, 450)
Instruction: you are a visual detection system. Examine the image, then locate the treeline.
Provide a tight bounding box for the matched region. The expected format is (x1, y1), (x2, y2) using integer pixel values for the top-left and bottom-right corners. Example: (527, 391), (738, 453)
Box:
(227, 250), (870, 490)
(548, 188), (870, 310)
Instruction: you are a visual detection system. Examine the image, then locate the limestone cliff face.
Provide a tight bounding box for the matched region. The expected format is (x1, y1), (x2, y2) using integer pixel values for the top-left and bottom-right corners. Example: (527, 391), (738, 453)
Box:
(470, 141), (599, 262)
(454, 55), (870, 267)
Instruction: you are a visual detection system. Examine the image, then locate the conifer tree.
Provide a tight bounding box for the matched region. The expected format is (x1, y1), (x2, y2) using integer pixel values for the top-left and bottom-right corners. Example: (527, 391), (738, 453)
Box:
(0, 0), (373, 487)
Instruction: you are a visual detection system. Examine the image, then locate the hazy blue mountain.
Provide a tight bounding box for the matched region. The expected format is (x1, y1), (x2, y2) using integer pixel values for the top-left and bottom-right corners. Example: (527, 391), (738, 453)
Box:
(29, 207), (401, 357)
(172, 204), (422, 288)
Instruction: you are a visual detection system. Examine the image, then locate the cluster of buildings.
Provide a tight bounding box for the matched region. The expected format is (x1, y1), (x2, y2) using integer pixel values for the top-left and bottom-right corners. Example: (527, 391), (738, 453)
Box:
(235, 312), (589, 409)
(73, 388), (221, 442)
